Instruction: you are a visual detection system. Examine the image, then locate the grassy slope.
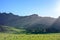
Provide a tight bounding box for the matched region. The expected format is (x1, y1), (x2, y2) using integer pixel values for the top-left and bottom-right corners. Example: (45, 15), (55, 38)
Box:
(0, 33), (60, 40)
(0, 26), (25, 34)
(0, 26), (60, 40)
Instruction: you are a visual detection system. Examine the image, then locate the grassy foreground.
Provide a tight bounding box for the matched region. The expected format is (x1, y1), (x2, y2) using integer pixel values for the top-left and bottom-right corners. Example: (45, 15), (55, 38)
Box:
(0, 33), (60, 40)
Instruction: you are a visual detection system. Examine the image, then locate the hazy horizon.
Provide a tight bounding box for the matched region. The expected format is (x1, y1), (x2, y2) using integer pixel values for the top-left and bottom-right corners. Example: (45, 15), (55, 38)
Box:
(0, 0), (60, 18)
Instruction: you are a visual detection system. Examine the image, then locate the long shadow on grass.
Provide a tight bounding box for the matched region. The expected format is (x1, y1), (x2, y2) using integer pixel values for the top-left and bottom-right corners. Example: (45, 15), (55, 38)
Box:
(13, 31), (60, 34)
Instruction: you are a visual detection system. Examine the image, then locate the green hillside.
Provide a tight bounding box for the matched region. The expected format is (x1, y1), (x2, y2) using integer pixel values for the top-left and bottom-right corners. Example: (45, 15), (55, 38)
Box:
(0, 26), (25, 34)
(0, 33), (60, 40)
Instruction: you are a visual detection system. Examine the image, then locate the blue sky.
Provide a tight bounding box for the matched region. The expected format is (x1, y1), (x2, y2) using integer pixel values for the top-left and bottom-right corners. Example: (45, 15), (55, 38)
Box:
(0, 0), (60, 18)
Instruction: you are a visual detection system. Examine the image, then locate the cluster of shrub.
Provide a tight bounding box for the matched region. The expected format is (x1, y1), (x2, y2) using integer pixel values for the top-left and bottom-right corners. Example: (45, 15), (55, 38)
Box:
(25, 23), (60, 34)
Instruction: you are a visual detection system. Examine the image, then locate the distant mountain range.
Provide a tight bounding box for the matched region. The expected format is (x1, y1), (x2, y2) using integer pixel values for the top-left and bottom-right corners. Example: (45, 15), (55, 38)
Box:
(0, 12), (56, 27)
(0, 12), (60, 33)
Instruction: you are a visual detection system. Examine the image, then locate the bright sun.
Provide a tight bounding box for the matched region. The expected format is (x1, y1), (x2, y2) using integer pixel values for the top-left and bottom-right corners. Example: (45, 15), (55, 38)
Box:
(55, 0), (60, 15)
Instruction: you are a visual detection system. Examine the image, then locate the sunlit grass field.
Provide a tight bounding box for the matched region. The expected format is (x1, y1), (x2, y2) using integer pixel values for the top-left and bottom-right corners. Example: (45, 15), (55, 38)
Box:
(0, 33), (60, 40)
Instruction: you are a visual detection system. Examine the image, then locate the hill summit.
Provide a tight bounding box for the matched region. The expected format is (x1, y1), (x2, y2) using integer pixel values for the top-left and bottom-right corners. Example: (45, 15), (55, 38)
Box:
(0, 12), (60, 33)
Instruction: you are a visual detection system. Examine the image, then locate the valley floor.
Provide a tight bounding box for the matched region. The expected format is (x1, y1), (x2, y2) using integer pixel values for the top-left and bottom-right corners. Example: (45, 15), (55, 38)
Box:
(0, 33), (60, 40)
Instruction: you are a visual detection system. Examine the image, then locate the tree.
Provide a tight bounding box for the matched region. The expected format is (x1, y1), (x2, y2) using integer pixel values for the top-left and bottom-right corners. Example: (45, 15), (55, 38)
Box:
(25, 24), (47, 34)
(0, 25), (7, 32)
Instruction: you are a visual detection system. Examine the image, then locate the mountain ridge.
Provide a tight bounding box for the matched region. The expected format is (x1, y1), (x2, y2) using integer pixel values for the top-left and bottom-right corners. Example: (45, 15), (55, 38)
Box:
(0, 12), (60, 33)
(0, 12), (56, 28)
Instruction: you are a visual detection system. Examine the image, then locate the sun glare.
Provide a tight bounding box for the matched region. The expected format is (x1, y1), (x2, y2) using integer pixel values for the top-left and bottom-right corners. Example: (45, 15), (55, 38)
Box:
(55, 0), (60, 15)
